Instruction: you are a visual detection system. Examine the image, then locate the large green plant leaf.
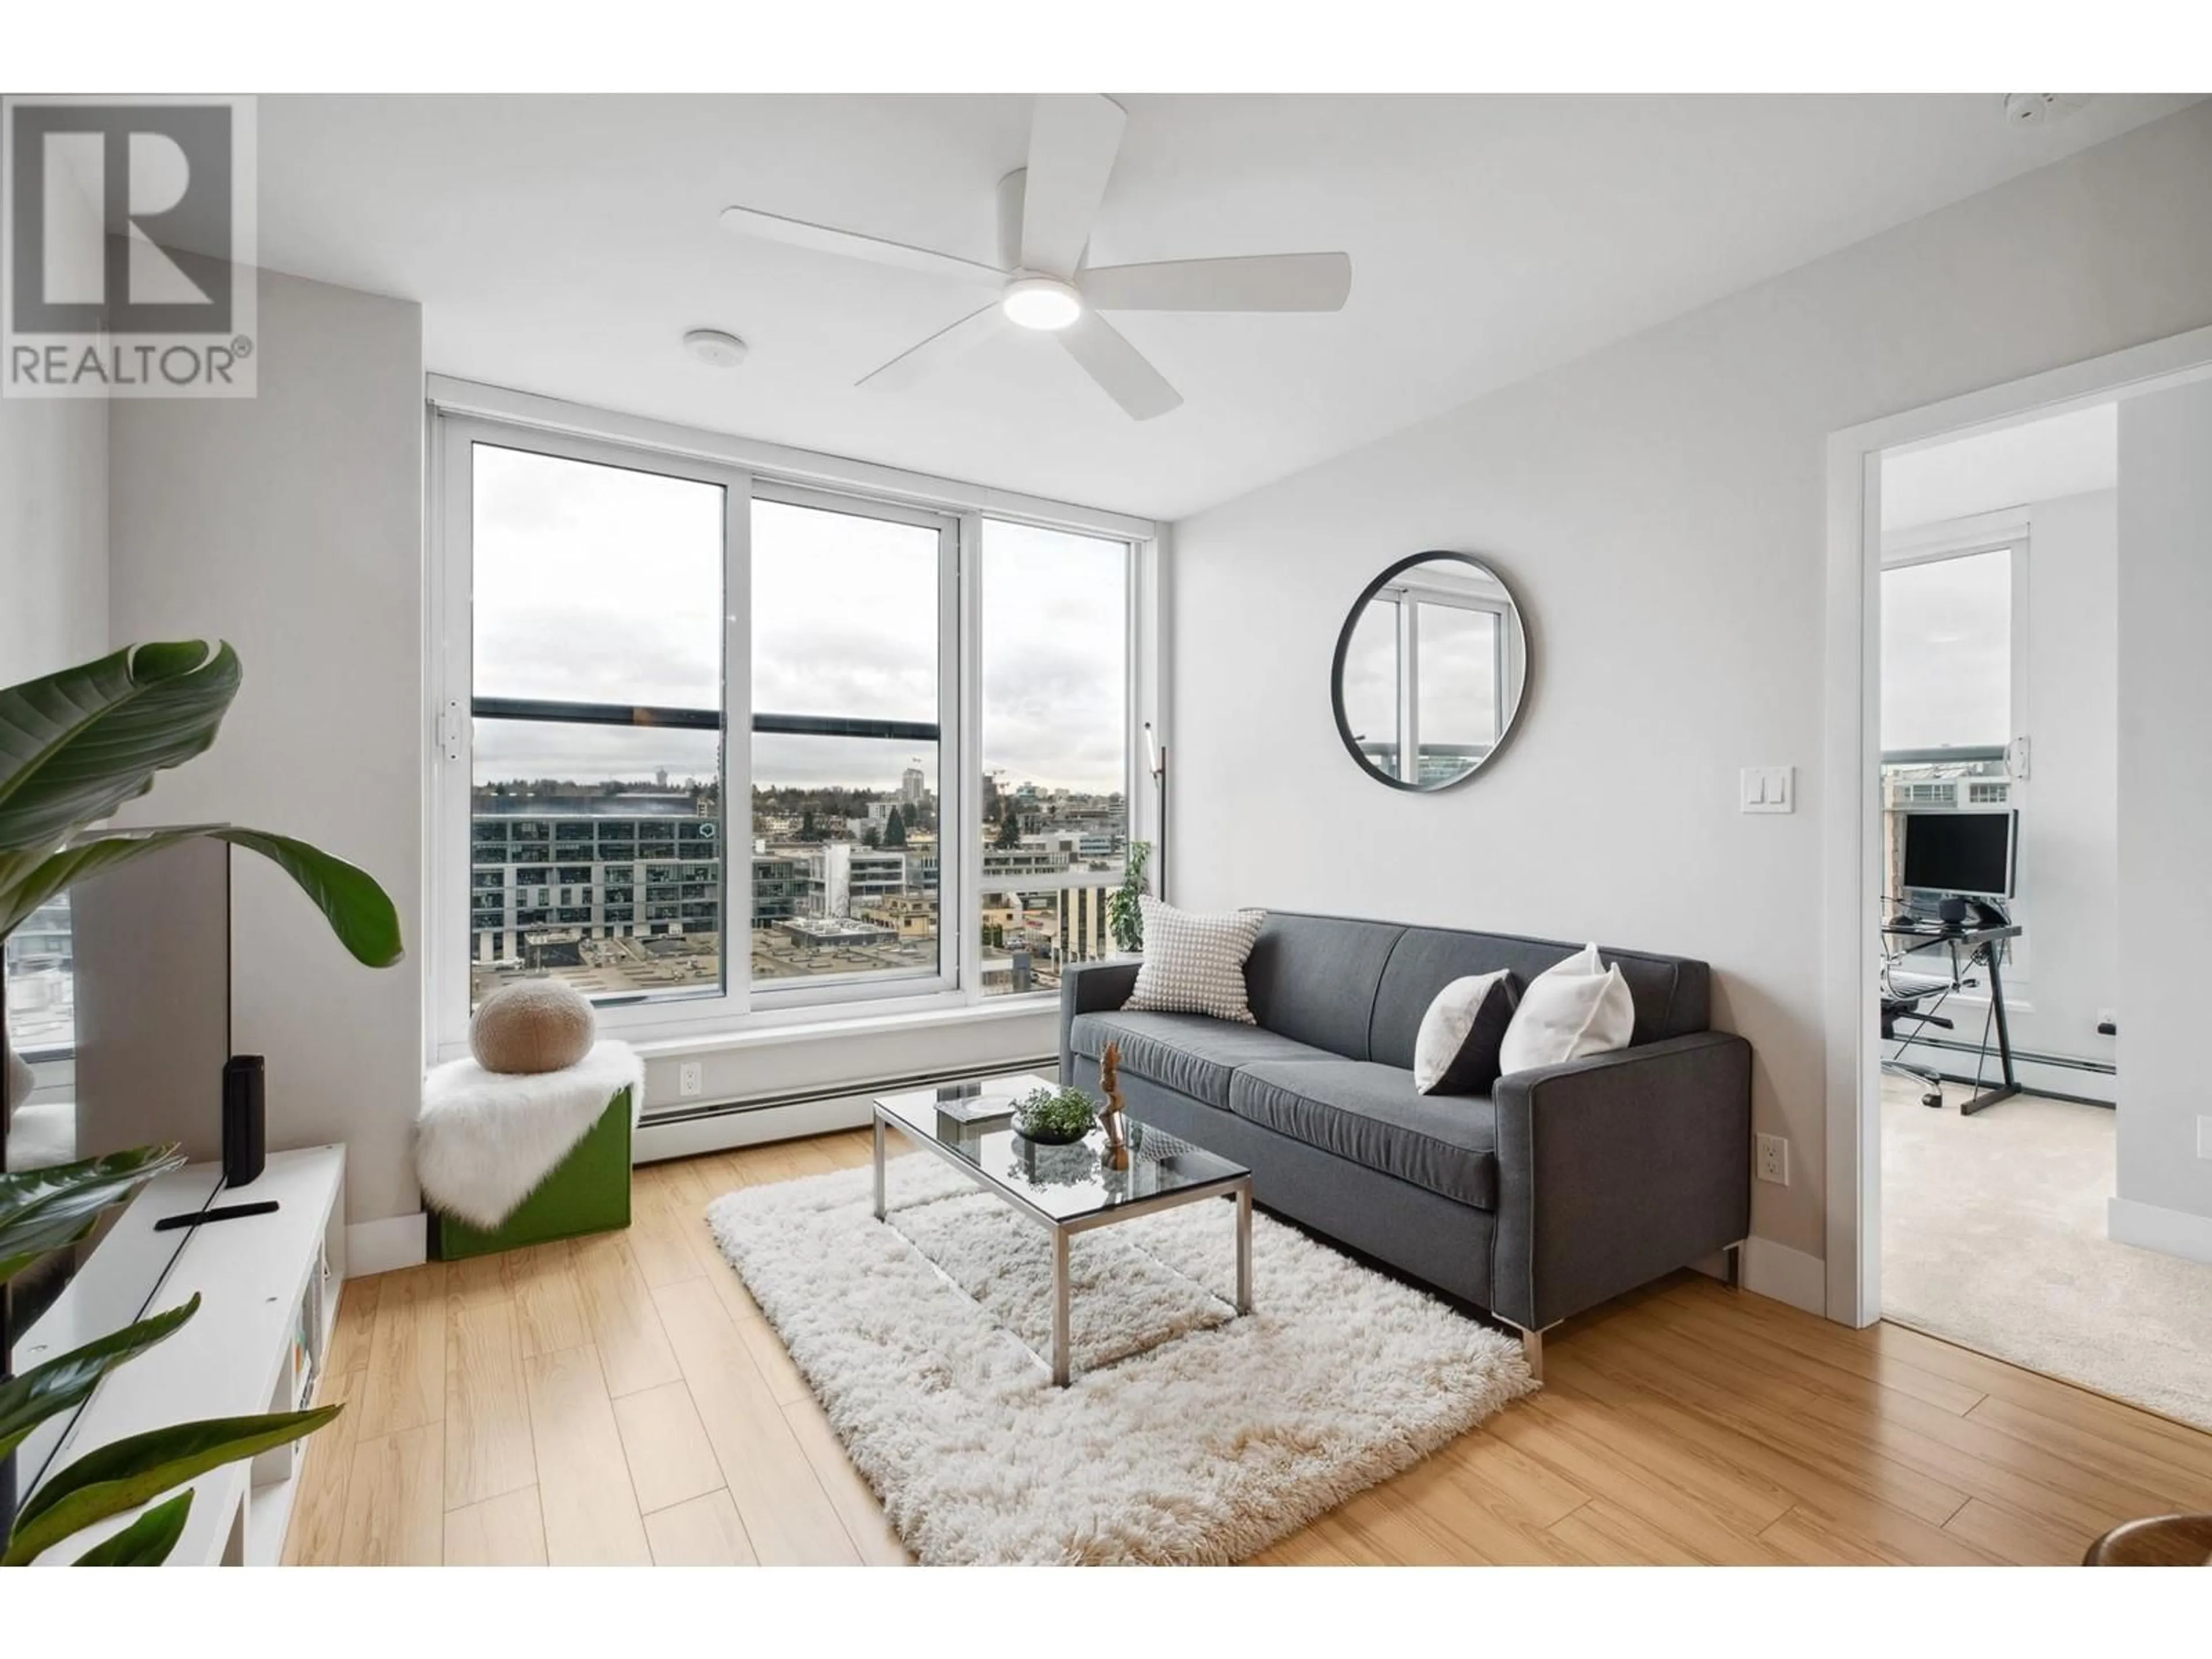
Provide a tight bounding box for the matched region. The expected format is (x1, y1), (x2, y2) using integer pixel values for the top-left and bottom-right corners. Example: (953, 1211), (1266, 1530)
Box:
(0, 827), (403, 968)
(0, 642), (240, 855)
(2, 1404), (340, 1565)
(71, 1491), (192, 1566)
(0, 1146), (185, 1284)
(0, 1297), (199, 1463)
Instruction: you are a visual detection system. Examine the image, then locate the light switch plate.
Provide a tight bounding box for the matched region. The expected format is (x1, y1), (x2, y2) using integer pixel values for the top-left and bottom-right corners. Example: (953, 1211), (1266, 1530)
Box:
(2198, 1116), (2212, 1160)
(1741, 766), (1794, 814)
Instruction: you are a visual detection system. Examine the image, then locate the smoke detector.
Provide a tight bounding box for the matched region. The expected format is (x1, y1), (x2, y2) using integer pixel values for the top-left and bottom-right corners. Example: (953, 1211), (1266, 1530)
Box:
(681, 328), (748, 369)
(2002, 94), (2090, 128)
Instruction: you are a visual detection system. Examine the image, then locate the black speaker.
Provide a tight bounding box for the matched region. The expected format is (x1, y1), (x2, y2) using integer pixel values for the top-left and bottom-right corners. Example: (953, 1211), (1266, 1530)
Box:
(222, 1054), (266, 1188)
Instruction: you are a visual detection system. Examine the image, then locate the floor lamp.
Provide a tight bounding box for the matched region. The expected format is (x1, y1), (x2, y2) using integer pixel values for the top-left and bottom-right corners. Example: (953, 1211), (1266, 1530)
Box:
(1143, 722), (1167, 905)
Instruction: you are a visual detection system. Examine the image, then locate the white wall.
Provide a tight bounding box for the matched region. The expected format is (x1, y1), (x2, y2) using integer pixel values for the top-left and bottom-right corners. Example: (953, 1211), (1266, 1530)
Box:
(1, 396), (108, 680)
(108, 268), (426, 1226)
(2013, 491), (2120, 1082)
(1168, 103), (2212, 1274)
(2114, 376), (2212, 1256)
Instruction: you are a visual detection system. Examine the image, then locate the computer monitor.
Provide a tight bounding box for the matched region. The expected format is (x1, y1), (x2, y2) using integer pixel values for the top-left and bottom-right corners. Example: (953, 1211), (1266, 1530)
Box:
(1900, 808), (2017, 901)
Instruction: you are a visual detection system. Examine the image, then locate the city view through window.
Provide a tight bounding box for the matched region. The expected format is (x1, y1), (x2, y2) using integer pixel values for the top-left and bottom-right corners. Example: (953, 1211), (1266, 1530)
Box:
(466, 441), (1130, 1013)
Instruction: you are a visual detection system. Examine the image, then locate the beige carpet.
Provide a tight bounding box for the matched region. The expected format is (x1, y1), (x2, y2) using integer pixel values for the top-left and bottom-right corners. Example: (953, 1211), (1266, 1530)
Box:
(1882, 1077), (2212, 1432)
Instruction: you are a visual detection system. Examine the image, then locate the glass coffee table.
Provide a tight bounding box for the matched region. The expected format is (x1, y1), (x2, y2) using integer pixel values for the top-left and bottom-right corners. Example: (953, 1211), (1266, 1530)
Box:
(872, 1073), (1253, 1385)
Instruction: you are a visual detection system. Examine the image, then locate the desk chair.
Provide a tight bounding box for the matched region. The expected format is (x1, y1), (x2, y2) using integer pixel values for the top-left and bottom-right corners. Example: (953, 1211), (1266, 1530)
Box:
(1881, 986), (1950, 1109)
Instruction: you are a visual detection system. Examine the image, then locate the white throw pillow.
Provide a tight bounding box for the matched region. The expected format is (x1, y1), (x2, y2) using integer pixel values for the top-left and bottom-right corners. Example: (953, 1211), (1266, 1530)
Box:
(1413, 970), (1520, 1095)
(1498, 943), (1635, 1075)
(1124, 897), (1267, 1024)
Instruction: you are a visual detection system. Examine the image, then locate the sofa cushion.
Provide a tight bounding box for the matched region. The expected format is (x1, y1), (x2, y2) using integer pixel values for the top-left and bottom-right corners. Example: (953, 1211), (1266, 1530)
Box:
(1243, 913), (1406, 1059)
(1228, 1060), (1499, 1210)
(1067, 1011), (1340, 1108)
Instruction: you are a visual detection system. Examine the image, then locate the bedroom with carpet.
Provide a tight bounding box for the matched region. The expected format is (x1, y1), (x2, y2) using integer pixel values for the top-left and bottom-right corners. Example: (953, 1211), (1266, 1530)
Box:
(6, 14), (2212, 1640)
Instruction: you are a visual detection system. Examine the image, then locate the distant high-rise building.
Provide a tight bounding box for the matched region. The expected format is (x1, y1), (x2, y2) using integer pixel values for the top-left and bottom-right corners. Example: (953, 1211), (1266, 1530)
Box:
(900, 766), (926, 806)
(655, 767), (668, 789)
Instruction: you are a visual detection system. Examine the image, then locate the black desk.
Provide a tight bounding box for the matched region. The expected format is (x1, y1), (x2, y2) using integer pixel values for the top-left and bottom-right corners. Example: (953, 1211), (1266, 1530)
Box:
(1881, 918), (2025, 1115)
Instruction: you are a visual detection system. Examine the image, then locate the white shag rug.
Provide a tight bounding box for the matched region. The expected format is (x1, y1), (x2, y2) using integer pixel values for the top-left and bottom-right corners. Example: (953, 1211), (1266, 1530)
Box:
(1883, 1078), (2212, 1433)
(707, 1158), (1535, 1565)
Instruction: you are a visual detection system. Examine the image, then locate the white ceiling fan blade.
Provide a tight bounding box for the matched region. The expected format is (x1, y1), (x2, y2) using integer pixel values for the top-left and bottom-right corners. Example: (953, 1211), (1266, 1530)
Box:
(1058, 312), (1182, 421)
(1020, 95), (1126, 279)
(1080, 252), (1353, 313)
(722, 204), (1003, 287)
(857, 304), (1003, 392)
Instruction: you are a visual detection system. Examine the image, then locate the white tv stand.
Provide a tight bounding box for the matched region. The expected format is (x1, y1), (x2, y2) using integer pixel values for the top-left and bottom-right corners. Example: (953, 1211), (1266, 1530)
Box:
(13, 1145), (346, 1566)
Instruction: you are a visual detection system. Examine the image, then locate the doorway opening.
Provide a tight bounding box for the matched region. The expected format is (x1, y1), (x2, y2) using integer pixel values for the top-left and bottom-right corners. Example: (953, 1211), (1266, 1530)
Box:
(1824, 325), (2212, 1432)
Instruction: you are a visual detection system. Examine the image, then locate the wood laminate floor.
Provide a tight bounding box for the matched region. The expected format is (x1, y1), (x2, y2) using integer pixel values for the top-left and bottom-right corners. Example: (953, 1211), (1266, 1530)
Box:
(287, 1127), (2212, 1566)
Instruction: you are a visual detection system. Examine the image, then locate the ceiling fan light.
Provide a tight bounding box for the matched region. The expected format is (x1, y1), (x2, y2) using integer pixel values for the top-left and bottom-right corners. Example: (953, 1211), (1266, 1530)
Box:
(1001, 276), (1082, 332)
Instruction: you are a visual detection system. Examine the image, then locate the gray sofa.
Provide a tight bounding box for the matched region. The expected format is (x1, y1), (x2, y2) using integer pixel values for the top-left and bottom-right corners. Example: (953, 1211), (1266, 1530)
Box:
(1059, 911), (1752, 1374)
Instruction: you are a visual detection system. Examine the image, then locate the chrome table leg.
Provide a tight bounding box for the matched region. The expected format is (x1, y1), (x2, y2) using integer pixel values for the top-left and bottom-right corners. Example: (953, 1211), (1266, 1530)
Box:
(871, 1113), (887, 1222)
(1234, 1183), (1253, 1315)
(1051, 1229), (1071, 1387)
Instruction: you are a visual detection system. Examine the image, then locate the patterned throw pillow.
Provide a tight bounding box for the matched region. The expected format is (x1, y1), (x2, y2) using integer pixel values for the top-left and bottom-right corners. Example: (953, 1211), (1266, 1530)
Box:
(1125, 897), (1267, 1024)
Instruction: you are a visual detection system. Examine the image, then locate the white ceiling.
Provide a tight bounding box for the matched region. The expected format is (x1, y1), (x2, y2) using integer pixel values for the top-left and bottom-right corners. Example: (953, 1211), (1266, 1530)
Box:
(1883, 403), (2119, 531)
(253, 94), (2194, 520)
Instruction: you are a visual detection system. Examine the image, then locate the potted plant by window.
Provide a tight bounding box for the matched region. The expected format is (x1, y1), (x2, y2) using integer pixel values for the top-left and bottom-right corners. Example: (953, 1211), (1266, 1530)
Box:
(1107, 839), (1151, 956)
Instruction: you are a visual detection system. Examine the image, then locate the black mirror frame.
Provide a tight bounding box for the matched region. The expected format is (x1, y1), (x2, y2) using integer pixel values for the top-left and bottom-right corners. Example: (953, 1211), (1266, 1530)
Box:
(1328, 549), (1532, 793)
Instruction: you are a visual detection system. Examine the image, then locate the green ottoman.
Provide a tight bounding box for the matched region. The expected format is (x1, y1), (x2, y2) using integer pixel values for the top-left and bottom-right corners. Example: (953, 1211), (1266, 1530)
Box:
(428, 1085), (635, 1261)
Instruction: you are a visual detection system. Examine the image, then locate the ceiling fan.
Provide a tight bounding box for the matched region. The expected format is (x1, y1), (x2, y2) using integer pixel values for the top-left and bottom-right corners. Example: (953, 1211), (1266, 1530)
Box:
(720, 94), (1353, 421)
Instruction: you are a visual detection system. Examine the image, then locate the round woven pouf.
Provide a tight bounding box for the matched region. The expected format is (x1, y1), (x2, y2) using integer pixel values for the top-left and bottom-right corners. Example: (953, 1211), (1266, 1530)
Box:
(471, 980), (596, 1075)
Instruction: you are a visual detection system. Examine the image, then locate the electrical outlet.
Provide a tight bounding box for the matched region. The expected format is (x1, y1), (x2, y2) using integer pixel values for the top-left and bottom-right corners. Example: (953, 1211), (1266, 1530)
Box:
(1757, 1133), (1790, 1186)
(678, 1061), (704, 1099)
(2198, 1116), (2212, 1161)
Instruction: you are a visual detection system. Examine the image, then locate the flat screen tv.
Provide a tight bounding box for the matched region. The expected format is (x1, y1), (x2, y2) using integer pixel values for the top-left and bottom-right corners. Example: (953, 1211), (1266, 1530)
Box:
(3, 834), (234, 1498)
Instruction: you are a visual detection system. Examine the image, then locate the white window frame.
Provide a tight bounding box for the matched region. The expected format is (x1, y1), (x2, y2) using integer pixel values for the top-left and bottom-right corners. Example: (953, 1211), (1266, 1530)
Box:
(426, 380), (1153, 1062)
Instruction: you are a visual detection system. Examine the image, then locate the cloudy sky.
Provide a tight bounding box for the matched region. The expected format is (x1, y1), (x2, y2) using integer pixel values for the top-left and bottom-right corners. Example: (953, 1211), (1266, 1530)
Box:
(471, 444), (1126, 794)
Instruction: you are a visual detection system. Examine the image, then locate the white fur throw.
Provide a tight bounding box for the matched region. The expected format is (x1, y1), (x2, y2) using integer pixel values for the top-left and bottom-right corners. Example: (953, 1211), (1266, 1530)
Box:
(416, 1040), (643, 1229)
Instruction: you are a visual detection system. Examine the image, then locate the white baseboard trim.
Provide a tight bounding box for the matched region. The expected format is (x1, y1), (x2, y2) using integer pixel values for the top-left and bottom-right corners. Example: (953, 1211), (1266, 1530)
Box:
(347, 1211), (427, 1277)
(2108, 1195), (2212, 1268)
(1740, 1236), (1827, 1316)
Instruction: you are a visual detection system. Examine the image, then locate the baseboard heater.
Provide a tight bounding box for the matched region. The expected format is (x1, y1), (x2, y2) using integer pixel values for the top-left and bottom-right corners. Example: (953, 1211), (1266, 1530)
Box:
(1903, 1035), (2117, 1109)
(1903, 1035), (2116, 1078)
(639, 1054), (1059, 1128)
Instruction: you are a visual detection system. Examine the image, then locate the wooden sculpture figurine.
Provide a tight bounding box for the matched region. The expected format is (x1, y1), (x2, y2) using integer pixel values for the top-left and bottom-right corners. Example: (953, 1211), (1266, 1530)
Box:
(1099, 1040), (1131, 1169)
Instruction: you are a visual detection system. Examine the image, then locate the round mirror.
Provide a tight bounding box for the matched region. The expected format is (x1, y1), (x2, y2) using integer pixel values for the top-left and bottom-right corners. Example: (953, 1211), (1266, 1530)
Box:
(1331, 551), (1531, 790)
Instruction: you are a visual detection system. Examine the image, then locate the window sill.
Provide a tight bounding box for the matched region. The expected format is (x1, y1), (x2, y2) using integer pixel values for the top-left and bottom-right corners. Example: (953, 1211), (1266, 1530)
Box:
(628, 992), (1055, 1063)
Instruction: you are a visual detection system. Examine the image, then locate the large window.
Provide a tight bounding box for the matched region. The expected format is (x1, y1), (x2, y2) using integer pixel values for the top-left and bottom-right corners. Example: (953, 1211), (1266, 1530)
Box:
(979, 522), (1130, 998)
(437, 410), (1139, 1052)
(1879, 539), (2024, 913)
(1882, 546), (2013, 754)
(750, 491), (953, 996)
(467, 439), (729, 1010)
